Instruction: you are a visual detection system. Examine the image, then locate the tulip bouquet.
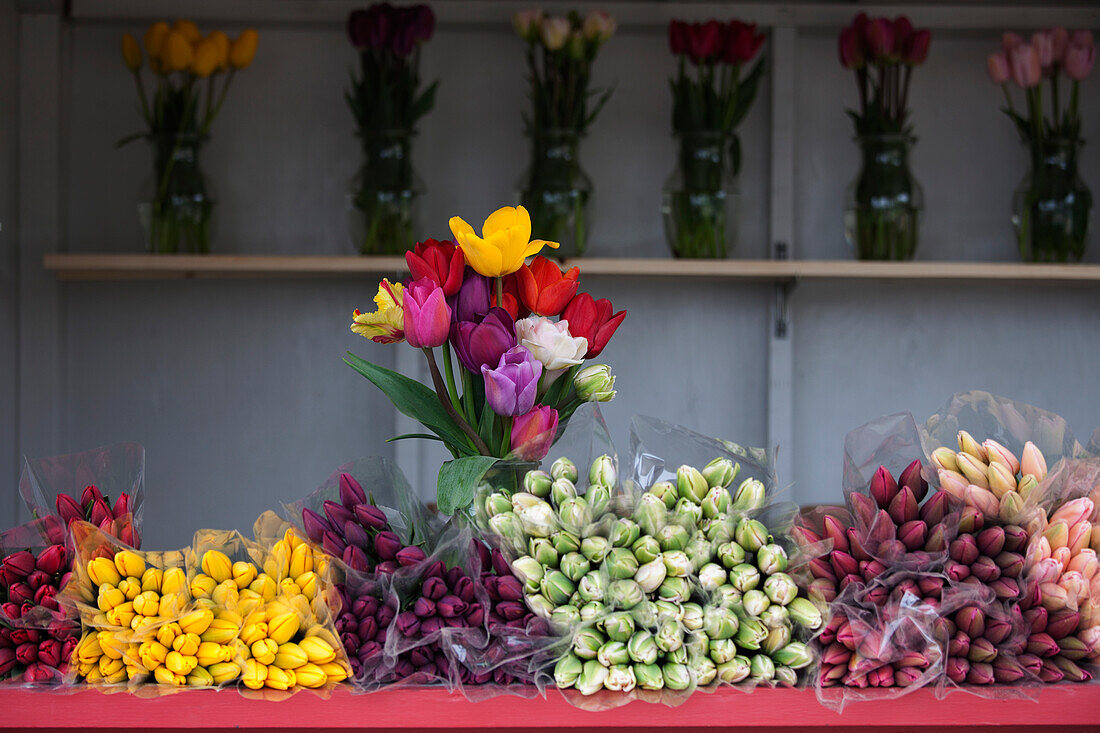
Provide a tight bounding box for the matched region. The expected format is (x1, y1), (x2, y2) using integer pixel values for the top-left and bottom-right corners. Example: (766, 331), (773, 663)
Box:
(988, 30), (1094, 262)
(663, 19), (766, 259)
(513, 9), (616, 257)
(118, 20), (257, 253)
(346, 206), (624, 517)
(837, 14), (931, 260)
(345, 4), (438, 255)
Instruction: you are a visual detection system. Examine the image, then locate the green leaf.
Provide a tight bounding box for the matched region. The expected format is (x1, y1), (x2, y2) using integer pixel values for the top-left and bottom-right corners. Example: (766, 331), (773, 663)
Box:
(344, 352), (476, 456)
(437, 456), (499, 515)
(385, 433), (446, 443)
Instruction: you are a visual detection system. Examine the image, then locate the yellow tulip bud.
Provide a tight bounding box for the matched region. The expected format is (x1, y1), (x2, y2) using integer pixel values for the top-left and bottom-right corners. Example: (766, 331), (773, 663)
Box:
(250, 574), (277, 602)
(84, 666), (105, 683)
(114, 602), (138, 629)
(97, 632), (125, 660)
(190, 574), (216, 599)
(162, 30), (194, 73)
(196, 641), (227, 667)
(99, 655), (125, 677)
(206, 30), (230, 71)
(314, 555), (328, 577)
(153, 666), (178, 685)
(273, 642), (307, 670)
(88, 557), (122, 588)
(144, 21), (170, 57)
(250, 638), (278, 665)
(200, 618), (238, 645)
(238, 588), (261, 604)
(161, 567), (186, 595)
(121, 643), (142, 668)
(117, 578), (141, 600)
(298, 636), (336, 665)
(114, 550), (146, 579)
(280, 579), (302, 598)
(293, 662), (326, 688)
(264, 553), (289, 581)
(125, 665), (142, 682)
(134, 590), (161, 617)
(216, 608), (243, 627)
(172, 632), (201, 656)
(159, 593), (183, 619)
(212, 580), (240, 609)
(320, 661), (349, 683)
(146, 640), (169, 666)
(242, 658), (267, 690)
(191, 37), (219, 78)
(178, 608), (214, 636)
(284, 528), (304, 549)
(243, 605), (267, 626)
(202, 551), (234, 584)
(97, 586), (125, 612)
(121, 32), (143, 70)
(265, 600), (291, 619)
(172, 19), (202, 44)
(156, 623), (180, 648)
(295, 571), (319, 601)
(166, 650), (198, 676)
(231, 561), (257, 590)
(264, 665), (294, 690)
(140, 567), (163, 593)
(266, 612), (299, 645)
(238, 622), (267, 647)
(209, 661), (241, 685)
(187, 666), (214, 687)
(288, 543), (312, 580)
(229, 28), (259, 69)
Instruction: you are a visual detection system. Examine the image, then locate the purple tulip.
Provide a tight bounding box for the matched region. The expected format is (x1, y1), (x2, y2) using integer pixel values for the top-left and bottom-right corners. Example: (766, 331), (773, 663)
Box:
(437, 595), (467, 618)
(396, 546), (427, 567)
(411, 5), (435, 42)
(404, 277), (452, 349)
(376, 604), (395, 628)
(336, 615), (356, 635)
(452, 576), (476, 604)
(413, 597), (436, 618)
(465, 603), (485, 627)
(496, 575), (524, 602)
(451, 307), (516, 374)
(419, 616), (443, 636)
(323, 500), (354, 529)
(424, 560), (445, 579)
(376, 560), (399, 575)
(354, 504), (389, 531)
(341, 633), (360, 656)
(445, 567), (464, 587)
(451, 270), (489, 323)
(374, 531), (402, 561)
(353, 596), (379, 619)
(422, 576), (447, 601)
(342, 545), (371, 573)
(409, 647), (433, 667)
(395, 611), (421, 637)
(481, 346), (542, 417)
(339, 473), (367, 508)
(496, 601), (526, 621)
(359, 640), (382, 662)
(301, 509), (332, 544)
(343, 521), (372, 552)
(322, 531), (347, 558)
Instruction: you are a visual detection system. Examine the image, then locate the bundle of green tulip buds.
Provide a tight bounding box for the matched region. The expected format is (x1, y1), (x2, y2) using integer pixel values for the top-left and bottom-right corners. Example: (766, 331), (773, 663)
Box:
(482, 454), (822, 695)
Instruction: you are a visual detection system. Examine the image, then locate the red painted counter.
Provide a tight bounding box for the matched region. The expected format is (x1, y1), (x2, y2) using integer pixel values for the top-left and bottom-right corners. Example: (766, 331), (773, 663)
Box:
(0, 685), (1098, 732)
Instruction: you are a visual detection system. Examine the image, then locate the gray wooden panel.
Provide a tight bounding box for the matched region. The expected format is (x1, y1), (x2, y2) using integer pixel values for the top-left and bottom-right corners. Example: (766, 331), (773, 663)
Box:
(0, 0), (19, 527)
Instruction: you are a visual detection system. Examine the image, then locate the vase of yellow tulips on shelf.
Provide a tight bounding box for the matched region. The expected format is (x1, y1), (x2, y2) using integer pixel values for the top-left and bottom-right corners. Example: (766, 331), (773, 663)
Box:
(119, 20), (258, 254)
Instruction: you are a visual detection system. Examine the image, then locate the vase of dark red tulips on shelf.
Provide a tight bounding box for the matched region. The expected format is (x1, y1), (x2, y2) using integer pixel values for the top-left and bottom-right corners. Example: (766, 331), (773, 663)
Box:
(662, 19), (766, 259)
(988, 30), (1094, 262)
(838, 14), (931, 261)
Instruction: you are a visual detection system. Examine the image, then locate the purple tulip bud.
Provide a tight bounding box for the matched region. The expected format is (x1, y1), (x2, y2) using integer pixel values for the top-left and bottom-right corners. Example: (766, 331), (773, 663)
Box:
(888, 486), (919, 526)
(496, 601), (526, 622)
(1026, 632), (1058, 657)
(984, 617), (1013, 645)
(354, 503), (389, 531)
(376, 560), (399, 575)
(1003, 525), (1028, 553)
(1037, 659), (1064, 682)
(496, 575), (524, 602)
(830, 550), (859, 579)
(376, 604), (395, 628)
(444, 566), (464, 587)
(393, 659), (415, 678)
(452, 576), (476, 603)
(396, 546), (427, 567)
(920, 490), (949, 525)
(339, 473), (367, 509)
(969, 556), (1001, 584)
(341, 632), (360, 656)
(966, 661), (994, 685)
(898, 520), (927, 551)
(357, 616), (379, 643)
(482, 575), (499, 601)
(424, 561), (445, 579)
(374, 531), (402, 561)
(323, 499), (354, 530)
(989, 577), (1019, 600)
(395, 611), (421, 637)
(409, 647), (433, 667)
(949, 536), (979, 565)
(437, 595), (467, 618)
(419, 616), (443, 636)
(353, 596), (378, 618)
(976, 527), (1006, 558)
(322, 531), (347, 557)
(1046, 609), (1080, 639)
(421, 576), (447, 602)
(343, 521), (372, 552)
(413, 597), (436, 618)
(957, 607), (986, 638)
(947, 657), (969, 683)
(444, 616), (466, 628)
(466, 603), (485, 627)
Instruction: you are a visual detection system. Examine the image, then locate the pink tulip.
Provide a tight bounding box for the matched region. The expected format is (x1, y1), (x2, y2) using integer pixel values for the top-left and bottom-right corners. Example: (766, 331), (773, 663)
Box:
(403, 277), (451, 349)
(1060, 571), (1088, 604)
(1020, 441), (1047, 480)
(1002, 32), (1025, 53)
(1067, 548), (1097, 579)
(1070, 30), (1094, 48)
(1053, 545), (1072, 568)
(1069, 521), (1093, 555)
(1032, 31), (1056, 73)
(1009, 43), (1042, 87)
(1033, 558), (1062, 585)
(937, 469), (968, 500)
(1064, 41), (1095, 81)
(838, 25), (865, 70)
(1051, 27), (1070, 61)
(1051, 498), (1095, 527)
(510, 405), (559, 461)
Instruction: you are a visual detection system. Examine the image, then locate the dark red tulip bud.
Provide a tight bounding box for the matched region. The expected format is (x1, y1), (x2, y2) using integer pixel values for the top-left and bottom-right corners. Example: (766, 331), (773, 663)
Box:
(876, 539), (907, 561)
(323, 500), (354, 530)
(396, 546), (427, 567)
(119, 525), (139, 549)
(976, 527), (1005, 557)
(452, 576), (476, 604)
(898, 460), (928, 501)
(1037, 659), (1064, 683)
(15, 642), (37, 665)
(949, 536), (979, 565)
(354, 504), (389, 531)
(34, 585), (58, 611)
(1026, 632), (1058, 658)
(830, 550), (859, 579)
(89, 498), (112, 527)
(1, 603), (19, 621)
(421, 576), (447, 602)
(301, 509), (332, 544)
(1003, 525), (1028, 553)
(37, 639), (61, 668)
(112, 492), (131, 519)
(888, 487), (919, 526)
(495, 575), (524, 602)
(341, 633), (360, 656)
(25, 570), (50, 592)
(393, 659), (415, 679)
(919, 490), (949, 525)
(3, 551), (35, 580)
(496, 601), (526, 622)
(339, 473), (367, 509)
(809, 558), (836, 581)
(847, 492), (877, 529)
(846, 528), (872, 562)
(8, 583), (33, 605)
(472, 540), (492, 572)
(969, 556), (1001, 584)
(1046, 609), (1080, 639)
(343, 520), (371, 552)
(444, 566), (464, 587)
(465, 602), (485, 627)
(822, 515), (850, 553)
(376, 604), (395, 628)
(956, 606), (985, 638)
(322, 531), (347, 557)
(55, 495), (83, 525)
(395, 611), (420, 637)
(989, 577), (1019, 600)
(34, 545), (67, 577)
(869, 466), (899, 510)
(356, 618), (378, 644)
(898, 520), (927, 551)
(423, 560), (445, 579)
(490, 549), (510, 577)
(81, 485), (103, 509)
(413, 597), (436, 618)
(861, 559), (887, 582)
(966, 660), (994, 685)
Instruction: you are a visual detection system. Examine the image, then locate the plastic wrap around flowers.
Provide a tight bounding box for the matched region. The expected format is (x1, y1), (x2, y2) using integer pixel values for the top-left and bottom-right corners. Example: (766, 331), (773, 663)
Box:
(345, 205), (625, 517)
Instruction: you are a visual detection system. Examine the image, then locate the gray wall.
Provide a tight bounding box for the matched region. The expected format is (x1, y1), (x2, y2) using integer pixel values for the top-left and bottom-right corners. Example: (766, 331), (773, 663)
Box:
(1, 0), (18, 524)
(5, 4), (1100, 548)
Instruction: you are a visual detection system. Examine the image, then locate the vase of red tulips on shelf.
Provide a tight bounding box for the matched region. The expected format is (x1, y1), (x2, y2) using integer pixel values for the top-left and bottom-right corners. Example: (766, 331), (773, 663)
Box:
(989, 30), (1094, 262)
(663, 19), (765, 259)
(513, 10), (616, 258)
(838, 14), (930, 261)
(346, 205), (624, 519)
(345, 4), (438, 255)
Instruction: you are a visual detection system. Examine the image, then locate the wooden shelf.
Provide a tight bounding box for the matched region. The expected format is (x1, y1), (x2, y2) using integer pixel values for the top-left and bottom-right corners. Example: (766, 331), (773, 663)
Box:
(1, 685), (1097, 732)
(42, 253), (1100, 284)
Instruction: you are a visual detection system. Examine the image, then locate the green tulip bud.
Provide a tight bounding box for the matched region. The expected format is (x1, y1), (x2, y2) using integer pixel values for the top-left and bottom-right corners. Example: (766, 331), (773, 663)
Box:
(575, 364), (616, 402)
(525, 592), (555, 619)
(636, 557), (667, 594)
(684, 534), (714, 572)
(605, 663), (636, 692)
(774, 665), (798, 687)
(597, 640), (630, 667)
(742, 589), (770, 617)
(551, 605), (581, 631)
(524, 470), (553, 497)
(761, 623), (791, 655)
(657, 523), (691, 552)
(529, 537), (559, 567)
(540, 570), (576, 605)
(750, 653), (775, 681)
(702, 457), (740, 489)
(626, 631), (659, 666)
(735, 517), (769, 553)
(676, 465), (709, 504)
(630, 600), (659, 629)
(631, 535), (662, 564)
(658, 576), (691, 603)
(773, 641), (813, 670)
(735, 617), (768, 650)
(662, 550), (693, 578)
(692, 655), (718, 686)
(601, 611), (635, 643)
(755, 543), (788, 575)
(588, 454), (618, 488)
(672, 497), (703, 527)
(713, 584), (742, 608)
(786, 598), (823, 631)
(662, 662), (691, 691)
(551, 529), (582, 555)
(681, 602), (704, 631)
(709, 637), (738, 664)
(717, 656), (751, 684)
(489, 512), (525, 552)
(519, 502), (558, 538)
(511, 555), (544, 590)
(634, 662), (664, 690)
(685, 630), (709, 658)
(559, 551), (591, 582)
(572, 627), (605, 660)
(760, 604), (789, 629)
(551, 457), (579, 483)
(554, 653), (583, 688)
(666, 645), (689, 665)
(608, 579), (645, 610)
(731, 478), (767, 512)
(579, 600), (607, 623)
(604, 547), (639, 580)
(558, 496), (590, 530)
(610, 518), (640, 548)
(580, 536), (610, 564)
(634, 493), (668, 536)
(702, 517), (733, 544)
(763, 573), (797, 606)
(577, 570), (606, 603)
(701, 486), (731, 519)
(551, 478), (577, 507)
(485, 492), (514, 517)
(654, 599), (683, 621)
(698, 563), (727, 591)
(576, 659), (609, 695)
(716, 541), (746, 569)
(511, 491), (542, 510)
(703, 606), (739, 640)
(728, 563), (761, 592)
(649, 481), (678, 510)
(585, 484), (611, 520)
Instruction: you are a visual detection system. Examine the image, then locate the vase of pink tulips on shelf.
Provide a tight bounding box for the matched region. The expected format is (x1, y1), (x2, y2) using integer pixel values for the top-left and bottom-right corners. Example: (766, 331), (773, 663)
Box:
(989, 30), (1094, 262)
(838, 14), (931, 261)
(346, 205), (624, 519)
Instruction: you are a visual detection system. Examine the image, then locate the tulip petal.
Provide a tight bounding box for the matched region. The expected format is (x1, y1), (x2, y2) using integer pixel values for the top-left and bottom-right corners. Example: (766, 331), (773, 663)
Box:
(483, 206), (523, 238)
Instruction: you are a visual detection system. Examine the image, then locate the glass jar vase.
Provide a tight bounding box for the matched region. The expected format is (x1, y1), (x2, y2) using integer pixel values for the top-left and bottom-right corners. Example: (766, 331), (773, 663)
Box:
(452, 460), (540, 541)
(138, 133), (215, 254)
(844, 133), (924, 261)
(348, 129), (423, 256)
(1012, 137), (1092, 262)
(662, 130), (738, 259)
(516, 129), (592, 258)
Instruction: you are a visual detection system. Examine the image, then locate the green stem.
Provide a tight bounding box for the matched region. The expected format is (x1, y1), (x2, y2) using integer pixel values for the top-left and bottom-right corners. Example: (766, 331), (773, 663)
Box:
(461, 369), (477, 425)
(441, 342), (464, 417)
(133, 70), (151, 124)
(500, 417), (513, 457)
(495, 276), (504, 308)
(422, 348), (491, 455)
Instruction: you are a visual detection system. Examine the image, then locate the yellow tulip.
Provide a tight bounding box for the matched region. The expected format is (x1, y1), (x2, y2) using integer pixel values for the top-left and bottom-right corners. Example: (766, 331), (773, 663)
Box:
(242, 658), (267, 690)
(178, 608), (214, 636)
(190, 573), (216, 599)
(264, 665), (294, 690)
(448, 206), (559, 277)
(229, 29), (259, 69)
(232, 561), (257, 589)
(121, 33), (142, 71)
(202, 550), (234, 583)
(191, 37), (220, 78)
(153, 666), (179, 685)
(172, 19), (202, 44)
(88, 557), (121, 588)
(196, 641), (228, 667)
(156, 622), (181, 648)
(172, 632), (201, 656)
(320, 661), (349, 683)
(266, 612), (299, 645)
(162, 30), (194, 73)
(187, 666), (214, 686)
(207, 30), (231, 71)
(299, 636), (336, 665)
(273, 642), (307, 670)
(209, 661), (242, 685)
(144, 21), (170, 57)
(351, 278), (406, 344)
(165, 650), (198, 676)
(140, 567), (163, 593)
(294, 662), (326, 688)
(212, 579), (240, 608)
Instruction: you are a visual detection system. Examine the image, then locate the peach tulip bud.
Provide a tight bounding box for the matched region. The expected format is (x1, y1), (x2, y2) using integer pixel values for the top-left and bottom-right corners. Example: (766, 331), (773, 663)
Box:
(956, 453), (990, 489)
(999, 492), (1025, 522)
(965, 485), (1000, 519)
(930, 447), (959, 472)
(1067, 549), (1097, 579)
(1033, 535), (1053, 562)
(1092, 524), (1100, 553)
(937, 469), (969, 500)
(1060, 571), (1088, 605)
(987, 461), (1018, 499)
(1044, 520), (1070, 550)
(1034, 558), (1063, 585)
(1015, 475), (1039, 500)
(1069, 521), (1093, 555)
(1051, 498), (1095, 528)
(1053, 545), (1072, 568)
(1078, 625), (1100, 656)
(1020, 441), (1047, 481)
(1041, 582), (1069, 611)
(983, 439), (1020, 475)
(957, 431), (988, 461)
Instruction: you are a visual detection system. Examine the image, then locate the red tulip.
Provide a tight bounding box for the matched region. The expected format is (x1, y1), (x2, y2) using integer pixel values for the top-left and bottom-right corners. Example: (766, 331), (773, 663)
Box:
(904, 30), (931, 65)
(89, 498), (111, 527)
(1064, 41), (1095, 81)
(668, 20), (690, 56)
(80, 485), (103, 509)
(864, 18), (894, 61)
(893, 16), (913, 57)
(987, 51), (1011, 84)
(54, 494), (83, 525)
(560, 293), (626, 359)
(688, 20), (724, 65)
(491, 273), (525, 320)
(517, 256), (579, 317)
(510, 406), (559, 462)
(2, 551), (35, 580)
(406, 239), (464, 297)
(725, 21), (764, 64)
(838, 25), (865, 70)
(1009, 43), (1042, 87)
(403, 277), (451, 349)
(112, 492), (131, 519)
